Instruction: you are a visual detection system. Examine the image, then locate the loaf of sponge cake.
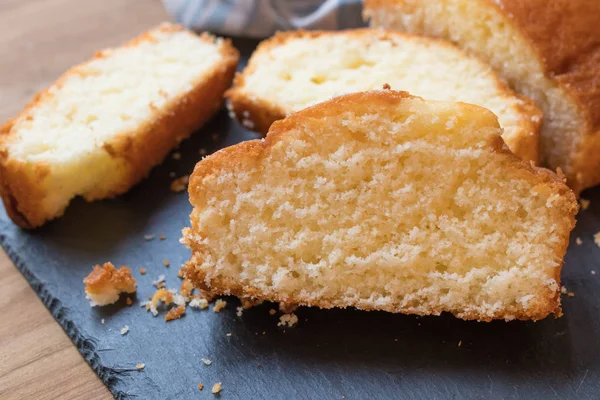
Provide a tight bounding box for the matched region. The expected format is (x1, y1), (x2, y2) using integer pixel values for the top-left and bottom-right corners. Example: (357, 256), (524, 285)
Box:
(364, 0), (600, 194)
(0, 23), (239, 228)
(183, 89), (577, 322)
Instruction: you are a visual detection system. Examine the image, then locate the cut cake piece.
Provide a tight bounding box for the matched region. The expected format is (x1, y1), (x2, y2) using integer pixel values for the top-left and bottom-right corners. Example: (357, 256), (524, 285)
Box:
(0, 23), (239, 228)
(182, 89), (577, 322)
(226, 29), (542, 162)
(364, 0), (600, 194)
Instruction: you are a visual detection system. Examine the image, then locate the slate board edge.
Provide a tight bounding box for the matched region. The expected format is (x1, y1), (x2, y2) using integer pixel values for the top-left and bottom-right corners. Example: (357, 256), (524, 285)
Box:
(0, 233), (125, 399)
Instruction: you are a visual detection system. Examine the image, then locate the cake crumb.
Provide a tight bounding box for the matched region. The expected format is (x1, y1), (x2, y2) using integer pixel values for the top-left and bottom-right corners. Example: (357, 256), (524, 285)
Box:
(198, 383), (204, 391)
(172, 152), (181, 160)
(382, 83), (391, 90)
(163, 259), (170, 267)
(153, 274), (166, 289)
(180, 279), (194, 299)
(277, 313), (298, 328)
(561, 286), (568, 294)
(576, 237), (582, 245)
(120, 325), (129, 335)
(567, 292), (575, 297)
(126, 297), (133, 306)
(226, 333), (232, 337)
(165, 305), (186, 321)
(594, 232), (600, 247)
(101, 319), (105, 324)
(592, 271), (596, 275)
(269, 309), (277, 316)
(136, 363), (145, 370)
(170, 175), (189, 192)
(212, 382), (222, 394)
(139, 267), (147, 275)
(159, 234), (166, 241)
(202, 358), (212, 365)
(458, 340), (462, 347)
(144, 234), (155, 241)
(83, 262), (137, 307)
(149, 288), (173, 316)
(213, 299), (227, 312)
(236, 306), (243, 317)
(189, 297), (209, 309)
(580, 198), (590, 210)
(241, 298), (263, 309)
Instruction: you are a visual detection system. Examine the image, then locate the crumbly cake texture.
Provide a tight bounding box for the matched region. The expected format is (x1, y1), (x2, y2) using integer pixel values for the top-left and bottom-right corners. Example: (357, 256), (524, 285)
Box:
(83, 262), (137, 306)
(182, 90), (577, 322)
(226, 29), (542, 162)
(364, 0), (600, 194)
(0, 23), (239, 228)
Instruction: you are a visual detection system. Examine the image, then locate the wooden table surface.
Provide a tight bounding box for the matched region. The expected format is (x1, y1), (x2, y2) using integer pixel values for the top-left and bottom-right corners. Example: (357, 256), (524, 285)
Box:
(0, 1), (169, 398)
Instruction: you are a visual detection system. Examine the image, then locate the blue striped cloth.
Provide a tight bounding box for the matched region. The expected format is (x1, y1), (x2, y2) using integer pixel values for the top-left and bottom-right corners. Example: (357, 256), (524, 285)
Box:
(163, 0), (365, 37)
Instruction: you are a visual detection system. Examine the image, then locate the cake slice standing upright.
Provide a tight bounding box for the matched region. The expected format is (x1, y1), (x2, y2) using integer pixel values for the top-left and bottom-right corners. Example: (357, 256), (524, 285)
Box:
(183, 90), (577, 322)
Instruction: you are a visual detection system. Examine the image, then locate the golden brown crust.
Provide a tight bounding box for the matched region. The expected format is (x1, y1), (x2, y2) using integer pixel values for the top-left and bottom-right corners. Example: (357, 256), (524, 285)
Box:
(0, 24), (239, 228)
(225, 28), (542, 163)
(185, 90), (577, 322)
(488, 0), (600, 132)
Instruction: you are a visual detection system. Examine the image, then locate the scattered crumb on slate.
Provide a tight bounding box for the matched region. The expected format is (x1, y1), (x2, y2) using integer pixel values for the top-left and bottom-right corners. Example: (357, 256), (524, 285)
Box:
(561, 286), (568, 294)
(269, 309), (277, 316)
(149, 288), (173, 316)
(126, 297), (133, 306)
(189, 298), (209, 309)
(594, 232), (600, 247)
(580, 198), (590, 210)
(163, 259), (170, 267)
(198, 383), (204, 391)
(83, 262), (137, 307)
(180, 279), (194, 299)
(136, 363), (145, 370)
(172, 152), (181, 160)
(153, 274), (166, 289)
(177, 268), (184, 278)
(262, 331), (266, 335)
(458, 340), (462, 347)
(394, 338), (398, 342)
(170, 175), (189, 192)
(120, 325), (129, 335)
(592, 271), (596, 275)
(213, 299), (227, 312)
(236, 306), (243, 317)
(279, 303), (298, 314)
(159, 234), (166, 241)
(212, 382), (222, 394)
(101, 318), (105, 324)
(140, 267), (147, 275)
(568, 292), (575, 297)
(202, 358), (212, 366)
(144, 234), (155, 241)
(277, 313), (298, 328)
(576, 237), (582, 245)
(226, 333), (232, 337)
(165, 305), (186, 321)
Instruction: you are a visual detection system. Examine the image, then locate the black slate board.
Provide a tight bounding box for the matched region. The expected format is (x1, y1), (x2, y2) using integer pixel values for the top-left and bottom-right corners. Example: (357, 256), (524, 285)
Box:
(2, 39), (600, 400)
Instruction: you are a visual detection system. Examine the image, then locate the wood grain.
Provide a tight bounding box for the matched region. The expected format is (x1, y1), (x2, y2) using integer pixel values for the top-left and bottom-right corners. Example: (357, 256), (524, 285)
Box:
(0, 0), (168, 398)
